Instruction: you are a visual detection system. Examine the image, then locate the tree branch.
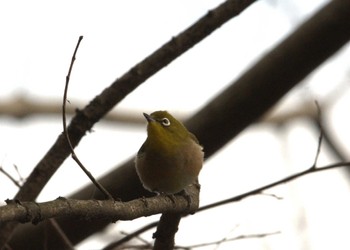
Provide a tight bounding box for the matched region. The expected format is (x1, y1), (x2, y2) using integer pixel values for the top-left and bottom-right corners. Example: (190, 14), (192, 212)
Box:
(152, 183), (200, 250)
(0, 194), (197, 224)
(0, 166), (21, 188)
(153, 213), (181, 250)
(175, 231), (280, 249)
(47, 219), (74, 250)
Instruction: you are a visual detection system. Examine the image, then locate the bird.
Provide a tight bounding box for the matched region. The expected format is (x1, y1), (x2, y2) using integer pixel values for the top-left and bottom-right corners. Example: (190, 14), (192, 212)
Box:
(135, 111), (204, 194)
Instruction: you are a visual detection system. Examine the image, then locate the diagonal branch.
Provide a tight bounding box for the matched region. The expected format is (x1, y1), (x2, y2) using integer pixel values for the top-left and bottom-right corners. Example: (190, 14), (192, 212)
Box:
(185, 0), (350, 157)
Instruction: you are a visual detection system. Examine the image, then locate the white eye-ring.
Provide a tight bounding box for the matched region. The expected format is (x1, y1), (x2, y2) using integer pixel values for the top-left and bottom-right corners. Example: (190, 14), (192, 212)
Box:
(161, 118), (171, 127)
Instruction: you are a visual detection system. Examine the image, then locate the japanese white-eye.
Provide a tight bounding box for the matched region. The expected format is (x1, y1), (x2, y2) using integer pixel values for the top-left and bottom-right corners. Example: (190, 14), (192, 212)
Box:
(135, 111), (204, 194)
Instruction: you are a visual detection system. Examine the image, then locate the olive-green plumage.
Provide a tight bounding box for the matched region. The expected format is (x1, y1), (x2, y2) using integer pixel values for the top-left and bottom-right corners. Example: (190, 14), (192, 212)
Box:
(135, 111), (204, 194)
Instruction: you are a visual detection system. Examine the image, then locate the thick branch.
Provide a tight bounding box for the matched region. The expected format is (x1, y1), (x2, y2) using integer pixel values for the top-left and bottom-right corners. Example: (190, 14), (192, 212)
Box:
(186, 0), (350, 157)
(0, 193), (198, 224)
(153, 213), (181, 250)
(152, 183), (200, 250)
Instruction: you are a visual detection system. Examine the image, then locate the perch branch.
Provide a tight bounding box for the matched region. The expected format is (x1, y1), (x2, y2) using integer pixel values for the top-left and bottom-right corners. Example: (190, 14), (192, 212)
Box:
(0, 192), (199, 224)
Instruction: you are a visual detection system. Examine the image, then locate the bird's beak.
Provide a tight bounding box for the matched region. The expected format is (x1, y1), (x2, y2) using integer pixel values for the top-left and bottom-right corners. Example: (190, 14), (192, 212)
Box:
(143, 113), (155, 123)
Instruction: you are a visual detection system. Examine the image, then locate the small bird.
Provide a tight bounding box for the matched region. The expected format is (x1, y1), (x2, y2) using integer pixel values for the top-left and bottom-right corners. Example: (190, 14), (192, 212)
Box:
(135, 111), (204, 194)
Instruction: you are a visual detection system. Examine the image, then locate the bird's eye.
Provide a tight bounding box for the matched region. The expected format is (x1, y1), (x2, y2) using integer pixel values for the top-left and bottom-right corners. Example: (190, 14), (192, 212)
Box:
(161, 118), (171, 127)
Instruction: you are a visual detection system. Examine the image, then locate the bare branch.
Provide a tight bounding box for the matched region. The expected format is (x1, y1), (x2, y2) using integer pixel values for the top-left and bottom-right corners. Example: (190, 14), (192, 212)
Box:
(186, 0), (350, 157)
(153, 213), (181, 250)
(0, 166), (21, 188)
(311, 101), (323, 168)
(48, 219), (74, 250)
(62, 36), (114, 200)
(0, 192), (198, 224)
(103, 222), (158, 250)
(175, 231), (280, 249)
(152, 182), (200, 250)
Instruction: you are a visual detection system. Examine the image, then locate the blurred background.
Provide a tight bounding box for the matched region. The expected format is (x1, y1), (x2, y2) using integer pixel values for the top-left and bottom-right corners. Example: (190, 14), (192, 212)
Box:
(1, 0), (350, 249)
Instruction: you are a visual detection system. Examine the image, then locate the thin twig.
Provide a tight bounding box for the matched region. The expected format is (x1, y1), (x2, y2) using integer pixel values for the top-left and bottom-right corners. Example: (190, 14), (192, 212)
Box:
(48, 219), (74, 250)
(114, 231), (280, 250)
(175, 231), (280, 249)
(0, 167), (21, 188)
(13, 164), (25, 184)
(62, 36), (114, 200)
(212, 225), (239, 250)
(312, 100), (323, 168)
(103, 222), (157, 250)
(62, 35), (83, 160)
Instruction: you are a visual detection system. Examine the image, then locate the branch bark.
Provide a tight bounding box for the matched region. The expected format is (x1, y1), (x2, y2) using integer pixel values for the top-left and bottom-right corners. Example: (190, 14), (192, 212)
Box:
(153, 213), (181, 250)
(0, 193), (198, 224)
